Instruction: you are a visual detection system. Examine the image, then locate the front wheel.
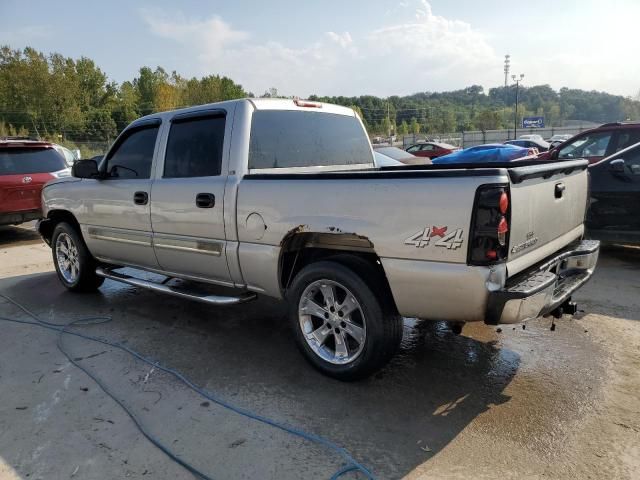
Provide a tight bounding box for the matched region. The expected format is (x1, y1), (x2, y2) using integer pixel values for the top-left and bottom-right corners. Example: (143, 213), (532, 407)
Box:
(287, 261), (402, 381)
(52, 222), (104, 292)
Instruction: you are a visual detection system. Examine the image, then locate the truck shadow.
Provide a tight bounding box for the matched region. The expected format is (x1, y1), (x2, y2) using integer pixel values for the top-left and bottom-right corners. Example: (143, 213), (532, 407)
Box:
(0, 272), (518, 479)
(0, 224), (42, 247)
(573, 244), (640, 321)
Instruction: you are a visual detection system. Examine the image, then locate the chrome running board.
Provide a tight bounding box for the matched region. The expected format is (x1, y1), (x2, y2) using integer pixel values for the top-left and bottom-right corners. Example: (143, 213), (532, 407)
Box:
(96, 267), (257, 305)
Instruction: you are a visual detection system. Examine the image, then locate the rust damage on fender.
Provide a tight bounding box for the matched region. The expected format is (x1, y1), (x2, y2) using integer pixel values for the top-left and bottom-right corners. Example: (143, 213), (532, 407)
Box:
(280, 224), (374, 252)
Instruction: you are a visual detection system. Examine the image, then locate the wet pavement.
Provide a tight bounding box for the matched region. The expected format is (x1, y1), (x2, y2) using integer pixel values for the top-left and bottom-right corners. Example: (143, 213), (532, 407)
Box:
(0, 224), (638, 479)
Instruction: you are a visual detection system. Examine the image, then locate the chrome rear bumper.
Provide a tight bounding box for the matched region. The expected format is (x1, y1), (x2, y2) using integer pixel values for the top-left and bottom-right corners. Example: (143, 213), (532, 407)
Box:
(486, 240), (600, 324)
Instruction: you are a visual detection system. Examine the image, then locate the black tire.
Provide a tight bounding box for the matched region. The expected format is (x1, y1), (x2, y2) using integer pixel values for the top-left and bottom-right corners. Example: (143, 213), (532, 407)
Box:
(287, 260), (403, 381)
(52, 222), (104, 292)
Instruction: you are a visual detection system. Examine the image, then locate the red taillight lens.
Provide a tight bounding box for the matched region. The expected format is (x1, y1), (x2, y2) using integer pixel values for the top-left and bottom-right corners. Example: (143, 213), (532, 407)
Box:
(468, 185), (511, 265)
(499, 192), (509, 214)
(497, 216), (509, 246)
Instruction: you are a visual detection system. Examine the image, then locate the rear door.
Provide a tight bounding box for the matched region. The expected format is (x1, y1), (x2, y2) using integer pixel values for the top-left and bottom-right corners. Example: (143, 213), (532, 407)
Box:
(587, 146), (640, 234)
(150, 109), (232, 285)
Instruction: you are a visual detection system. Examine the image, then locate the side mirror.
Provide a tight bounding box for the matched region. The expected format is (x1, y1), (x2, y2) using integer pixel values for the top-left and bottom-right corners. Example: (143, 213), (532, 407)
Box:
(609, 158), (626, 173)
(72, 159), (100, 179)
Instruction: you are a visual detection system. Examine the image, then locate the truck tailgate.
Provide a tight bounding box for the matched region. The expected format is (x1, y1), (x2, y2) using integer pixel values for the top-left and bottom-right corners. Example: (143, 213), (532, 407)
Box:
(506, 160), (589, 276)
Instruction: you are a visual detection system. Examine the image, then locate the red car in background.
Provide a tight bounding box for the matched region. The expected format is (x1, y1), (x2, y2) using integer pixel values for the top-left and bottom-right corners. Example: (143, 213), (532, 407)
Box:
(405, 141), (458, 160)
(0, 139), (70, 226)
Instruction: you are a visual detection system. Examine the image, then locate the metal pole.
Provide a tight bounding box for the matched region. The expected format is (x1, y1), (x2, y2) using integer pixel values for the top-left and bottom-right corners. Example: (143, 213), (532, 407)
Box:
(514, 80), (519, 138)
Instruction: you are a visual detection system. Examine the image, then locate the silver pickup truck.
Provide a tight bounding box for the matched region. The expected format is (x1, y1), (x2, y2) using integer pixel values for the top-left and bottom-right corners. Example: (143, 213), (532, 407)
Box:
(37, 98), (600, 380)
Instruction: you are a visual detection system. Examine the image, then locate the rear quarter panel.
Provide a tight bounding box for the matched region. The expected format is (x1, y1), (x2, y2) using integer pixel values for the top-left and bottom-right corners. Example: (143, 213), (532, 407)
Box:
(235, 172), (509, 297)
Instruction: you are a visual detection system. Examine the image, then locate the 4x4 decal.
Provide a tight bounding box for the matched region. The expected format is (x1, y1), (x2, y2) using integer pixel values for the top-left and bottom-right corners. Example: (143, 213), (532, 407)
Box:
(404, 226), (464, 250)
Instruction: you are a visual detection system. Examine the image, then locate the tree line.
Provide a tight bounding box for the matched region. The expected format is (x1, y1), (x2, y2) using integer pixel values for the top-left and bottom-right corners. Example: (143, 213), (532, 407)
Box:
(311, 84), (640, 135)
(2, 45), (640, 153)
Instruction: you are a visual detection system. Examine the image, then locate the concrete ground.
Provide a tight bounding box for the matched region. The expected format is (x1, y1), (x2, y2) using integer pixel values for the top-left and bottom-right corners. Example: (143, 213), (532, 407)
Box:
(0, 223), (638, 480)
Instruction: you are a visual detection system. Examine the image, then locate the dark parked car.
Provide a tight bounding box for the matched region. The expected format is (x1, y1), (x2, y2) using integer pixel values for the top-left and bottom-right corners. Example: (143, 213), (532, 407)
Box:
(504, 138), (550, 152)
(540, 122), (640, 164)
(406, 142), (458, 159)
(587, 141), (640, 244)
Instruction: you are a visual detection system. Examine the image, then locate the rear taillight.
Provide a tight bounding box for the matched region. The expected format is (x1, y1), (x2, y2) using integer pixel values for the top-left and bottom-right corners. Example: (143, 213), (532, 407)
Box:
(468, 185), (511, 265)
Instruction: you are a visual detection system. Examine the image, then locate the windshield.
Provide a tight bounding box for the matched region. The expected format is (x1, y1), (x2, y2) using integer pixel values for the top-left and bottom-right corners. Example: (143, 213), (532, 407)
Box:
(0, 147), (67, 175)
(558, 132), (611, 159)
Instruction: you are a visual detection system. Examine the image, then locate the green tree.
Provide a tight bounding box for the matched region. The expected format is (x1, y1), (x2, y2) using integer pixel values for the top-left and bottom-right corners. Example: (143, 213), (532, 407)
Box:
(474, 109), (502, 130)
(410, 117), (420, 134)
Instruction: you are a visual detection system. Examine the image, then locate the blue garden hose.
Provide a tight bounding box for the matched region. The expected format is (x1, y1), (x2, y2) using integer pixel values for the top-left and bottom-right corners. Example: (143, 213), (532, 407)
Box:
(0, 293), (375, 480)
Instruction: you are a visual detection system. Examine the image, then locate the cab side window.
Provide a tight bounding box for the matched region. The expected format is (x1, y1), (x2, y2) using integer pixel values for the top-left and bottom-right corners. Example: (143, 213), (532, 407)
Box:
(105, 126), (159, 179)
(164, 114), (226, 178)
(614, 130), (640, 152)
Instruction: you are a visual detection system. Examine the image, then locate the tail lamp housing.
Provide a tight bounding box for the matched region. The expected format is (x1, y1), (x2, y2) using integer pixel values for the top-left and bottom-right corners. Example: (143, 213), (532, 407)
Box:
(468, 185), (511, 265)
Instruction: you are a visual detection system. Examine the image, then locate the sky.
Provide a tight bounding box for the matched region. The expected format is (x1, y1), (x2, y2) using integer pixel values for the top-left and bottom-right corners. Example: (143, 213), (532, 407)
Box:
(1, 0), (638, 98)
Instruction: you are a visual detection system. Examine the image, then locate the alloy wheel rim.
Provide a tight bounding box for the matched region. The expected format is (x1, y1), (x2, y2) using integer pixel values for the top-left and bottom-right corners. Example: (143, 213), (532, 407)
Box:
(55, 233), (80, 283)
(298, 279), (367, 365)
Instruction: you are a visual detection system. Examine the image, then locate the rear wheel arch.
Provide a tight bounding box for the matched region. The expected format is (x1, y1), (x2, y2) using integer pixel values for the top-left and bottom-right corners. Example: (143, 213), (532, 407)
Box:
(278, 232), (398, 314)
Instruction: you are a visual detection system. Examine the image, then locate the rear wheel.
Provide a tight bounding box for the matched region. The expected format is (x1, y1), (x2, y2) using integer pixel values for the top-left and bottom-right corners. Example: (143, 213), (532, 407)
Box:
(52, 222), (104, 292)
(287, 261), (402, 381)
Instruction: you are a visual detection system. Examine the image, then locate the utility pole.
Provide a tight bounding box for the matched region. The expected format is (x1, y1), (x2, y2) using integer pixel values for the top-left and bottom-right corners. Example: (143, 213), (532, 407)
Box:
(387, 100), (391, 140)
(503, 55), (510, 88)
(512, 73), (525, 139)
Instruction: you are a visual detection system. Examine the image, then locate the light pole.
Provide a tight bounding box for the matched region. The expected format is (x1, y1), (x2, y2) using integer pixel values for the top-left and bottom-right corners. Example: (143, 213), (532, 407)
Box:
(512, 73), (524, 139)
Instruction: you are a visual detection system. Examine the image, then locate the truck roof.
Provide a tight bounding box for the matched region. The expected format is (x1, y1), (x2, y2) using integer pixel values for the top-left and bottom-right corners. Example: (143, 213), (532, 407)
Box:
(134, 98), (356, 125)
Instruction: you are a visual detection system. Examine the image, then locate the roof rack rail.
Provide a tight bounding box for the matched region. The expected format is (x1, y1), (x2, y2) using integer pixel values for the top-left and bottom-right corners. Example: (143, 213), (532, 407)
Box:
(0, 135), (42, 141)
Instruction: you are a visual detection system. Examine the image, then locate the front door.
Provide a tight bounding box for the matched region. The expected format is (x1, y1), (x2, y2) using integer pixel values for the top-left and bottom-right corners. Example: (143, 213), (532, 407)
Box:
(588, 146), (640, 235)
(150, 109), (232, 285)
(79, 121), (161, 268)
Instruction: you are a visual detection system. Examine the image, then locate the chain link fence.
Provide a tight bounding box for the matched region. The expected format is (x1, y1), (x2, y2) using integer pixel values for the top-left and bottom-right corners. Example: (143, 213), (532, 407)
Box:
(397, 124), (599, 149)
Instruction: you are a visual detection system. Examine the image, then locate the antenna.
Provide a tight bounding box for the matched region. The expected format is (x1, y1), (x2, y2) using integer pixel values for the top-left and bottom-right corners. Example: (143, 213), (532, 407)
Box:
(504, 55), (511, 88)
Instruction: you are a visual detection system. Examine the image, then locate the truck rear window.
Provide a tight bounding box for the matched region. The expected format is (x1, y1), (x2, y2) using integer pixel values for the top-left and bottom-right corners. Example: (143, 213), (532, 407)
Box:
(0, 148), (67, 175)
(249, 111), (373, 169)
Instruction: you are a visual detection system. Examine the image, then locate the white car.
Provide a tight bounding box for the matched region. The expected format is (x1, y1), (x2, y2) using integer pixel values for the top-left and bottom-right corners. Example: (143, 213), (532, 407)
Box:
(372, 146), (417, 167)
(519, 134), (545, 142)
(549, 134), (572, 142)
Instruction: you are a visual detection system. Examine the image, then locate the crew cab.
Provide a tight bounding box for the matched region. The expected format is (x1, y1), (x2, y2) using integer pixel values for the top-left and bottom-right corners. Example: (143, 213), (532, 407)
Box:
(1, 139), (70, 226)
(37, 99), (599, 380)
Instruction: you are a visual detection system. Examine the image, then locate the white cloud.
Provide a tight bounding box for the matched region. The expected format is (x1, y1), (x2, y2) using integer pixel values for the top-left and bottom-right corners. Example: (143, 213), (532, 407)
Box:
(142, 10), (249, 61)
(141, 1), (500, 96)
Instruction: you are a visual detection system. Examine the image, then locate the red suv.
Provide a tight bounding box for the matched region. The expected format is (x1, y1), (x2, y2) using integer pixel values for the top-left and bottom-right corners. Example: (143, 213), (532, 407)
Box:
(0, 139), (70, 226)
(539, 122), (640, 164)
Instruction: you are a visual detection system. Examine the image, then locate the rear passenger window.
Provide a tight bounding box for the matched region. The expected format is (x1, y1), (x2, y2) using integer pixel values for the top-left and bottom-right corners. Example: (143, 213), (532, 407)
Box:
(249, 111), (372, 169)
(164, 114), (225, 178)
(614, 130), (640, 152)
